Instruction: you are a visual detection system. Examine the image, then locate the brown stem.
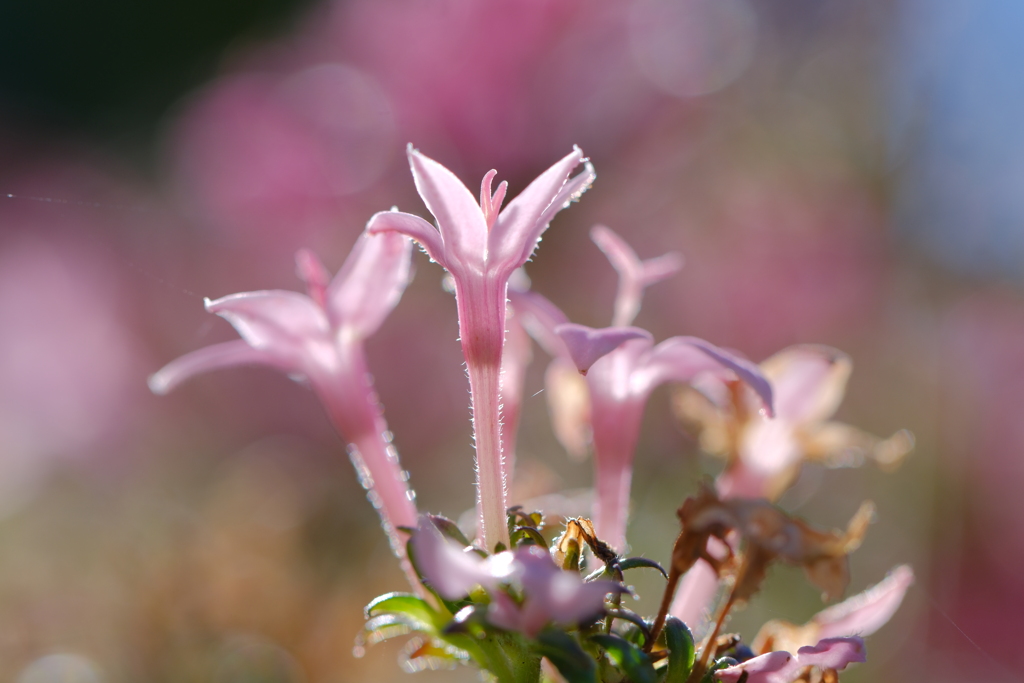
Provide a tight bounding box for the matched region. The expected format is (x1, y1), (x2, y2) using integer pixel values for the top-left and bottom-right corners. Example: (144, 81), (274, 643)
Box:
(686, 551), (751, 683)
(647, 565), (682, 651)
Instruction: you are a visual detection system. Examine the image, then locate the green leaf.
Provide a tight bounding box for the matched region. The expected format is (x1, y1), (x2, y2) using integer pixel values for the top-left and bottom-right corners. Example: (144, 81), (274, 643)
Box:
(605, 609), (652, 647)
(360, 614), (415, 645)
(698, 657), (739, 683)
(533, 630), (597, 683)
(399, 636), (469, 673)
(660, 617), (695, 683)
(591, 633), (657, 683)
(619, 557), (669, 579)
(511, 526), (548, 548)
(428, 514), (474, 548)
(365, 593), (442, 634)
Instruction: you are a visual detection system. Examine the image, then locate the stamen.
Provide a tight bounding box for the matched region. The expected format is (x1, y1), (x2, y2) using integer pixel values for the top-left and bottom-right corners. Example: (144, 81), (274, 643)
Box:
(480, 169), (498, 227)
(295, 248), (330, 308)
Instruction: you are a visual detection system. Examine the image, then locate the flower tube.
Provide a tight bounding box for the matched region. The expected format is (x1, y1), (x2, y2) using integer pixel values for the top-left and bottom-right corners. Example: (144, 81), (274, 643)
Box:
(368, 146), (594, 551)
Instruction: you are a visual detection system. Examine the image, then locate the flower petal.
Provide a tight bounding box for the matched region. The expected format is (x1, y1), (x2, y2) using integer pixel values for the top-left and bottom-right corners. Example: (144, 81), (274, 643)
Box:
(148, 340), (284, 394)
(517, 158), (596, 267)
(512, 545), (625, 636)
(813, 565), (914, 640)
(367, 209), (448, 270)
(715, 651), (792, 683)
(205, 290), (330, 369)
(489, 147), (589, 273)
(508, 289), (571, 358)
(759, 345), (851, 425)
(716, 637), (866, 683)
(407, 147), (487, 271)
(555, 323), (653, 375)
(642, 337), (774, 416)
(326, 230), (414, 338)
(794, 637), (867, 670)
(411, 517), (509, 599)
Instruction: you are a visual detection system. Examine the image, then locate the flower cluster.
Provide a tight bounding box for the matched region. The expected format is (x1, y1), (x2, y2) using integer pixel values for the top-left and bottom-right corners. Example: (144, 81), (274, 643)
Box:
(152, 147), (913, 682)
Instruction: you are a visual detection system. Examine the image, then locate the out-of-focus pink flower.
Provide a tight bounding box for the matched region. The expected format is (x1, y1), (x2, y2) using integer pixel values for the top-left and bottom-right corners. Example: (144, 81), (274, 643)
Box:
(411, 518), (625, 637)
(0, 237), (142, 515)
(590, 224), (683, 327)
(677, 175), (884, 358)
(671, 347), (911, 628)
(369, 146), (594, 552)
(716, 637), (867, 683)
(337, 0), (660, 172)
(171, 66), (396, 246)
(700, 345), (914, 500)
(150, 231), (420, 586)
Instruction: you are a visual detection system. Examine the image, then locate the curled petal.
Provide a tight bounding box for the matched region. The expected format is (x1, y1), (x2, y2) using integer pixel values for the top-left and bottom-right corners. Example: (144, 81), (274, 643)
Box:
(367, 209), (448, 270)
(327, 230), (414, 338)
(760, 345), (851, 425)
(717, 637), (866, 683)
(555, 323), (653, 375)
(643, 337), (774, 416)
(407, 147), (487, 270)
(295, 248), (330, 307)
(795, 637), (867, 669)
(148, 340), (284, 394)
(205, 290), (330, 367)
(490, 147), (589, 272)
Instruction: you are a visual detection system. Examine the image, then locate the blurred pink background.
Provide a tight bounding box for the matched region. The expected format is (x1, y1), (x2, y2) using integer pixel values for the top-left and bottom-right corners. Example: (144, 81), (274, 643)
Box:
(0, 0), (1021, 681)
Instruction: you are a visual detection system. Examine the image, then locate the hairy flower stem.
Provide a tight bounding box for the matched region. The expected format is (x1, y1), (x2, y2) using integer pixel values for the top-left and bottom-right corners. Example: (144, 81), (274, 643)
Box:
(319, 342), (422, 593)
(467, 359), (511, 552)
(455, 279), (512, 552)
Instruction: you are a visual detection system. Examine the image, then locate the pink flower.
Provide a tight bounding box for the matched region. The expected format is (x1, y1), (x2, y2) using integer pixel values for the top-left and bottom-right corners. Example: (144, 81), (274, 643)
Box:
(716, 637), (867, 683)
(150, 231), (421, 587)
(557, 326), (773, 551)
(515, 226), (773, 551)
(703, 345), (913, 500)
(368, 146), (595, 552)
(412, 518), (625, 637)
(671, 347), (912, 625)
